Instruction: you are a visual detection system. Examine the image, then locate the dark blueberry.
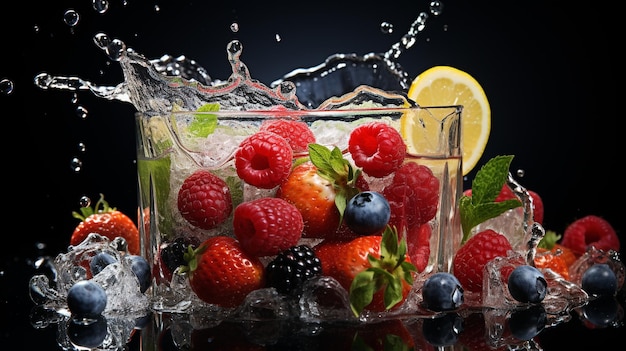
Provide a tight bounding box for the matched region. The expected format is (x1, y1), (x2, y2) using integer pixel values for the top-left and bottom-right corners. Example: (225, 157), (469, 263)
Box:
(422, 272), (464, 312)
(126, 255), (152, 293)
(90, 251), (118, 276)
(67, 280), (107, 317)
(581, 263), (618, 296)
(422, 312), (463, 347)
(508, 304), (547, 340)
(266, 245), (322, 295)
(344, 191), (391, 235)
(507, 265), (547, 303)
(580, 295), (620, 328)
(161, 237), (192, 273)
(67, 314), (108, 348)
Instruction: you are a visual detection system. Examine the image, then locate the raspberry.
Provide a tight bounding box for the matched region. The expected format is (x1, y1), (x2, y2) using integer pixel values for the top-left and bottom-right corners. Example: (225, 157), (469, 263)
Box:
(265, 245), (322, 295)
(383, 162), (440, 233)
(235, 130), (293, 189)
(528, 190), (544, 225)
(407, 222), (431, 273)
(233, 197), (303, 256)
(348, 122), (406, 178)
(452, 229), (512, 292)
(259, 119), (316, 153)
(177, 170), (232, 230)
(561, 215), (620, 257)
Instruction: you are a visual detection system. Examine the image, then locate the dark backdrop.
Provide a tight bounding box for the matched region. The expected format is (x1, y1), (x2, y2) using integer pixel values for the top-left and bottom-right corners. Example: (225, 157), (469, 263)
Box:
(1, 0), (622, 349)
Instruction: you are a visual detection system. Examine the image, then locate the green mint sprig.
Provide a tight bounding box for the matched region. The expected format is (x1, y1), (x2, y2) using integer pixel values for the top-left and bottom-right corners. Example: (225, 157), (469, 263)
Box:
(189, 103), (219, 137)
(459, 155), (522, 244)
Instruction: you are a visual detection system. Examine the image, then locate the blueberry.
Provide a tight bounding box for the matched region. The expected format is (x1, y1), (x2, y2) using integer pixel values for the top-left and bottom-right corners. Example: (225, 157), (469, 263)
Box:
(507, 265), (547, 303)
(508, 305), (547, 340)
(90, 251), (117, 276)
(67, 280), (107, 317)
(67, 314), (108, 348)
(344, 191), (391, 235)
(422, 312), (463, 347)
(422, 272), (464, 311)
(127, 255), (152, 293)
(581, 263), (618, 296)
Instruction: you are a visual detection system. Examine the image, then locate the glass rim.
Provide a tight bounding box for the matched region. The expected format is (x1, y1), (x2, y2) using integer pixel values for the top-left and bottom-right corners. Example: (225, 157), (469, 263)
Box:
(136, 104), (463, 118)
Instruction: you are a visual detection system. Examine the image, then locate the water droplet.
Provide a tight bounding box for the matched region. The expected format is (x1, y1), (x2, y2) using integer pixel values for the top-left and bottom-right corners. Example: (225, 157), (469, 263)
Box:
(70, 157), (83, 172)
(443, 24), (448, 31)
(154, 5), (160, 12)
(380, 22), (394, 34)
(0, 79), (14, 95)
(517, 169), (525, 177)
(79, 195), (91, 208)
(35, 242), (47, 250)
(230, 22), (239, 33)
(63, 9), (80, 27)
(33, 25), (40, 33)
(78, 142), (86, 152)
(71, 93), (79, 104)
(76, 105), (88, 119)
(92, 0), (109, 14)
(275, 33), (282, 42)
(429, 1), (444, 16)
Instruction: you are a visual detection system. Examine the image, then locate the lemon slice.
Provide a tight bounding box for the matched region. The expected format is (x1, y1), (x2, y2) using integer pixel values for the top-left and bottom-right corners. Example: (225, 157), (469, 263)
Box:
(404, 66), (491, 175)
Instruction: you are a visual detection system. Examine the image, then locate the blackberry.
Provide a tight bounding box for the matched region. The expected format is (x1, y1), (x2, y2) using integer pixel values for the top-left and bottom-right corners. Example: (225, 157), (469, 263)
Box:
(161, 237), (192, 273)
(266, 245), (322, 295)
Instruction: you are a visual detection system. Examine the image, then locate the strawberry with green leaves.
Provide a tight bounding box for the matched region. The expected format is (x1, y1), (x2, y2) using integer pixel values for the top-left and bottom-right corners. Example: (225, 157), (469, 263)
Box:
(315, 226), (416, 316)
(181, 235), (265, 308)
(277, 143), (367, 239)
(71, 193), (140, 255)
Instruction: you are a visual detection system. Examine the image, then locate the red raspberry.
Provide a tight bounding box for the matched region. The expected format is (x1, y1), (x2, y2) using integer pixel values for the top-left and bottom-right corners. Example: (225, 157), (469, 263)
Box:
(383, 162), (440, 233)
(561, 215), (620, 257)
(452, 229), (512, 292)
(407, 222), (431, 273)
(233, 197), (304, 257)
(177, 170), (232, 230)
(235, 131), (293, 189)
(348, 122), (406, 178)
(260, 119), (316, 153)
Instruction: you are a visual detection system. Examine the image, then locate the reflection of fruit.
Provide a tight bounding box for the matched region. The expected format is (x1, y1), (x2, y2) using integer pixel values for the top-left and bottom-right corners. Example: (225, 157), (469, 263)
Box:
(184, 236), (264, 308)
(405, 66), (491, 175)
(177, 170), (233, 230)
(452, 229), (512, 292)
(233, 197), (303, 256)
(71, 194), (140, 255)
(126, 254), (151, 293)
(561, 215), (620, 257)
(67, 314), (108, 349)
(406, 222), (431, 272)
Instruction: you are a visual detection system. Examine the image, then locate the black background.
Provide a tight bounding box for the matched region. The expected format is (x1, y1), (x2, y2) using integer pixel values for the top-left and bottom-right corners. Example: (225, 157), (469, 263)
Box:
(1, 0), (623, 349)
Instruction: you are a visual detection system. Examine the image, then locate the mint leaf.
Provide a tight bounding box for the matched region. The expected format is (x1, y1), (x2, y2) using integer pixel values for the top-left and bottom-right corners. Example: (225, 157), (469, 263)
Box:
(459, 155), (522, 243)
(189, 103), (219, 137)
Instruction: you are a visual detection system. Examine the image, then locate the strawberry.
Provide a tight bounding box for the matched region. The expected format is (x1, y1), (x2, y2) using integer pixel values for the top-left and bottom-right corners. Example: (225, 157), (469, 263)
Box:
(314, 226), (416, 315)
(352, 319), (415, 351)
(457, 311), (507, 351)
(383, 162), (440, 234)
(452, 229), (512, 292)
(259, 119), (316, 153)
(561, 215), (620, 257)
(534, 248), (570, 280)
(276, 144), (367, 239)
(233, 197), (303, 257)
(348, 121), (406, 178)
(71, 193), (140, 255)
(235, 130), (293, 189)
(537, 230), (577, 268)
(182, 236), (264, 308)
(177, 169), (233, 230)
